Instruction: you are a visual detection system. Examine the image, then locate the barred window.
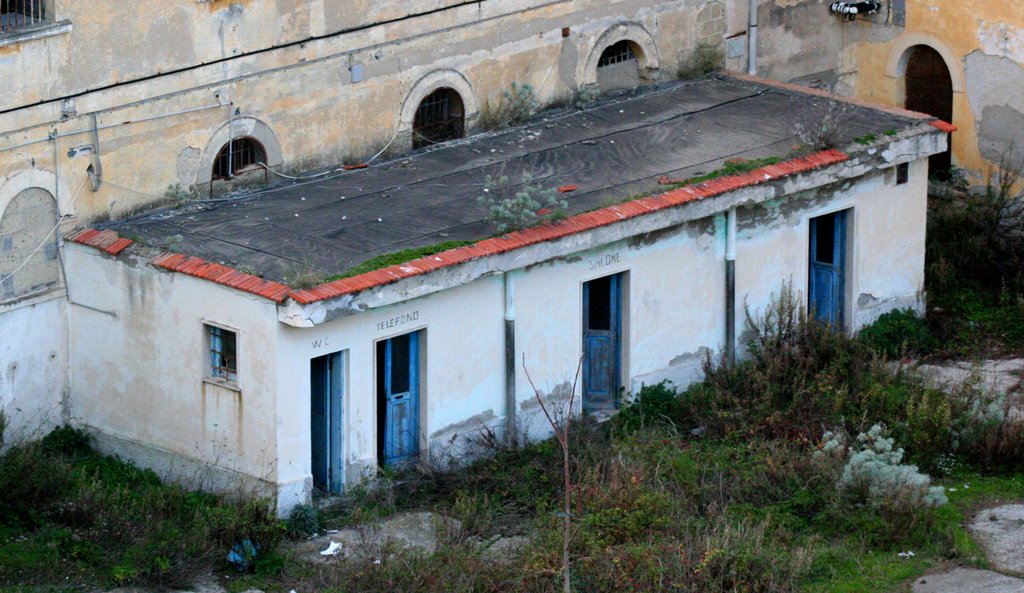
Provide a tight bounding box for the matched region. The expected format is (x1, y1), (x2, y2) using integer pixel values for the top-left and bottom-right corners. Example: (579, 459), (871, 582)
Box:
(212, 137), (266, 180)
(598, 40), (637, 68)
(206, 325), (237, 383)
(1, 0), (47, 33)
(413, 88), (465, 149)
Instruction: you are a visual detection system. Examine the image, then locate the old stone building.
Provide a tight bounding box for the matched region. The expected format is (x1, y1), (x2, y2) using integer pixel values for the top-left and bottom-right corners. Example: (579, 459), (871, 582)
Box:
(0, 0), (959, 514)
(755, 0), (1024, 184)
(0, 0), (758, 442)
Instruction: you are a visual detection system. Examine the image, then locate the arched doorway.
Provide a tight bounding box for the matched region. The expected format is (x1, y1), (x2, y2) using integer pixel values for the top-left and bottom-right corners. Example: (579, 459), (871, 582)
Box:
(904, 45), (953, 179)
(412, 88), (465, 149)
(596, 40), (643, 94)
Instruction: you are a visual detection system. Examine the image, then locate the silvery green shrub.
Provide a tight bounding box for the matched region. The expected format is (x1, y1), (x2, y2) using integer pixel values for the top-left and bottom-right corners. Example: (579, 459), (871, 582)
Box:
(478, 173), (568, 233)
(821, 424), (947, 508)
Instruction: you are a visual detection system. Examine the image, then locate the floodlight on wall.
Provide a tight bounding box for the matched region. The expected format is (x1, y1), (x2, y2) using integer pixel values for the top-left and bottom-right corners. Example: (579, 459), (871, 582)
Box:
(829, 1), (881, 21)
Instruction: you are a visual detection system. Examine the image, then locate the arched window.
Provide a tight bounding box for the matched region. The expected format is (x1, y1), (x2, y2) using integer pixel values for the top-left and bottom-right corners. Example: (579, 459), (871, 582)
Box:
(598, 40), (638, 68)
(904, 45), (954, 179)
(412, 88), (465, 149)
(212, 137), (266, 180)
(596, 40), (642, 94)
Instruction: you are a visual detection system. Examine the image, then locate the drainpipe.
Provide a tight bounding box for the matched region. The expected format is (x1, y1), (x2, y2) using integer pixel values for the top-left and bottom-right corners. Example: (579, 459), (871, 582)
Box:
(503, 272), (517, 446)
(747, 0), (758, 76)
(725, 207), (737, 367)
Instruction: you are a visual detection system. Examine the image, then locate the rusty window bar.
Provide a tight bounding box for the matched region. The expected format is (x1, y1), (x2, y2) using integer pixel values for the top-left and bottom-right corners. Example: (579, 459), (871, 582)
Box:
(1, 0), (47, 33)
(598, 40), (637, 68)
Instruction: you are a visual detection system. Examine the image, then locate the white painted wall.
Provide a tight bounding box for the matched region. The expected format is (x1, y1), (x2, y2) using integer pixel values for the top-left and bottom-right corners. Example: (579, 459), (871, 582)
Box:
(58, 158), (928, 515)
(0, 293), (67, 445)
(65, 245), (282, 498)
(736, 160), (928, 334)
(273, 160), (927, 511)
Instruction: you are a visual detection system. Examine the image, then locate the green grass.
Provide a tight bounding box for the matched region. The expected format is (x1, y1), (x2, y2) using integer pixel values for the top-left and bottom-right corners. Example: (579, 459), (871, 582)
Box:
(324, 240), (474, 282)
(0, 427), (283, 589)
(667, 156), (783, 188)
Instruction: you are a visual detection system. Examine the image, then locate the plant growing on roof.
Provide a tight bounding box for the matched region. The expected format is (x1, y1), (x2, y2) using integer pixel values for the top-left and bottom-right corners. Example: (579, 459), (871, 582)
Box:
(479, 82), (539, 130)
(478, 173), (568, 233)
(793, 99), (849, 152)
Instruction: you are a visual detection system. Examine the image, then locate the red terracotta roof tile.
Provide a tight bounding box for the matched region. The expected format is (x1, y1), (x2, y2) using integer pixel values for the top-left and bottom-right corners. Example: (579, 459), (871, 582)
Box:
(929, 120), (957, 133)
(67, 228), (135, 256)
(152, 252), (291, 303)
(557, 184), (578, 193)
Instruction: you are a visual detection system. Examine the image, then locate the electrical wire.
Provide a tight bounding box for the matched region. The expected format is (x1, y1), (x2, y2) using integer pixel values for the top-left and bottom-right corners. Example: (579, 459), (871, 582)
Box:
(0, 175), (88, 288)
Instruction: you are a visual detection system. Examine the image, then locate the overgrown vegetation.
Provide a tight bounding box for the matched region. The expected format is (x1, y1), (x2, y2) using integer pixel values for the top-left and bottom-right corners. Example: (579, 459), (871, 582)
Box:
(479, 82), (539, 130)
(669, 156), (783, 187)
(0, 428), (282, 588)
(478, 173), (568, 233)
(216, 285), (1023, 593)
(926, 154), (1024, 357)
(793, 99), (849, 152)
(325, 240), (474, 282)
(676, 42), (724, 80)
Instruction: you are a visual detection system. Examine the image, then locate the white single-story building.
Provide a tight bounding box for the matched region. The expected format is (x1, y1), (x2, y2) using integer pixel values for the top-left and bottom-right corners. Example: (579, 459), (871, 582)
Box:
(64, 74), (949, 515)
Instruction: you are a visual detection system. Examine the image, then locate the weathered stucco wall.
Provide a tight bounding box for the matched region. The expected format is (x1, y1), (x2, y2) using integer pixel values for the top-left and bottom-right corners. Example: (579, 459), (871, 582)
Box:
(65, 244), (282, 497)
(754, 0), (1024, 182)
(0, 0), (748, 224)
(269, 155), (927, 513)
(0, 294), (67, 446)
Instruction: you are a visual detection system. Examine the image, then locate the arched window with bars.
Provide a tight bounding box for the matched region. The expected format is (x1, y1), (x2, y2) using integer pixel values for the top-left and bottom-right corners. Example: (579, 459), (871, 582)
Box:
(412, 88), (465, 149)
(212, 137), (267, 180)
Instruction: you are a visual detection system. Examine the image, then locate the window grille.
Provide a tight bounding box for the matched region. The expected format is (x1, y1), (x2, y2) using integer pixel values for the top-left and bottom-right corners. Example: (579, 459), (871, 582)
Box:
(598, 40), (637, 68)
(212, 137), (266, 180)
(1, 0), (46, 32)
(413, 88), (465, 149)
(206, 325), (238, 382)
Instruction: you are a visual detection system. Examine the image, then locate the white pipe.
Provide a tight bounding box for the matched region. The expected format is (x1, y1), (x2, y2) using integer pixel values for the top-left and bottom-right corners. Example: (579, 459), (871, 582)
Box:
(504, 271), (515, 322)
(747, 0), (758, 76)
(726, 207), (737, 261)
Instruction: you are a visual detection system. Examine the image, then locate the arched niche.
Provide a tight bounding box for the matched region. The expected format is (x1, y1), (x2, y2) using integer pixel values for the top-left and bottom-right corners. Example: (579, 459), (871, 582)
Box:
(195, 117), (283, 186)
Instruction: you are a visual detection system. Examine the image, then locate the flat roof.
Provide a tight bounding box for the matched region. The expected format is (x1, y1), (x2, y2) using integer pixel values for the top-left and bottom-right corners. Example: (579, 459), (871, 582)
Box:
(102, 74), (931, 288)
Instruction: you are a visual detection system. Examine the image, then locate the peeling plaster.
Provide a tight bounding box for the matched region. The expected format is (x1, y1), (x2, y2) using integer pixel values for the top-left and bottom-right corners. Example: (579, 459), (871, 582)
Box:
(964, 50), (1024, 165)
(977, 20), (1024, 64)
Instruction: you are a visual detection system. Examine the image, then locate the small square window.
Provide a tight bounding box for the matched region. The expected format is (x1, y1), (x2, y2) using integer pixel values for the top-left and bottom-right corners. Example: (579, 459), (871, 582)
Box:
(206, 324), (237, 382)
(896, 162), (909, 185)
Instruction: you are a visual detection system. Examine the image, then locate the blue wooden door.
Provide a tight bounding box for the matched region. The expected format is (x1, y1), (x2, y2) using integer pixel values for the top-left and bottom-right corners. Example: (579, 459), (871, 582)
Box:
(311, 351), (344, 493)
(583, 274), (622, 413)
(380, 332), (419, 465)
(809, 211), (848, 326)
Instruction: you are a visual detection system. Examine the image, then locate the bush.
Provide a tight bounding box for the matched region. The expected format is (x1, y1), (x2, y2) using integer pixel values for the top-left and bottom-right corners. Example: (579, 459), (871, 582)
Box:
(616, 382), (681, 431)
(677, 43), (724, 80)
(859, 309), (935, 359)
(286, 503), (320, 538)
(478, 174), (568, 233)
(686, 282), (877, 439)
(478, 82), (539, 130)
(829, 425), (947, 508)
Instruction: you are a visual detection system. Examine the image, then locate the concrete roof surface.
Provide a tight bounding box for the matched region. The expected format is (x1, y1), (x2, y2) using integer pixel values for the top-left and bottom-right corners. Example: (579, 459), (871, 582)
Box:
(105, 74), (923, 283)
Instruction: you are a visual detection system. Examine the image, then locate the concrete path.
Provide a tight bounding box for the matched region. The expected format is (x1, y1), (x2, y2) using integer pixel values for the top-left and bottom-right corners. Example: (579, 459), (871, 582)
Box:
(910, 503), (1024, 592)
(912, 568), (1024, 593)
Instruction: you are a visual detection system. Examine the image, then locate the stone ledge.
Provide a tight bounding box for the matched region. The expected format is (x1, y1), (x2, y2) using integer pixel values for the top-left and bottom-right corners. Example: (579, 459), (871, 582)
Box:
(0, 20), (72, 48)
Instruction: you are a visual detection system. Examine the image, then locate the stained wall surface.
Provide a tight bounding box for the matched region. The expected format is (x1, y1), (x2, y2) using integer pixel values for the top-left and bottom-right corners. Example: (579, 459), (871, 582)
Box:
(0, 0), (750, 223)
(272, 158), (927, 511)
(754, 0), (1024, 183)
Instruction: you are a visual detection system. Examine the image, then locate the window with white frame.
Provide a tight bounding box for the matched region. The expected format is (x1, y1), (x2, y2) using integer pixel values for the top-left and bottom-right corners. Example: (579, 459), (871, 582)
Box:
(206, 324), (238, 383)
